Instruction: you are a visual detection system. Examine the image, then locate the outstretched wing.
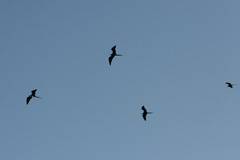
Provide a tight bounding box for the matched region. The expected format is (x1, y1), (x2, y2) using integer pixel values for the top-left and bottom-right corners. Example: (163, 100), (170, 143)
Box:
(31, 89), (37, 96)
(141, 106), (147, 112)
(108, 54), (114, 66)
(111, 45), (116, 54)
(225, 82), (233, 88)
(26, 95), (32, 104)
(142, 113), (147, 121)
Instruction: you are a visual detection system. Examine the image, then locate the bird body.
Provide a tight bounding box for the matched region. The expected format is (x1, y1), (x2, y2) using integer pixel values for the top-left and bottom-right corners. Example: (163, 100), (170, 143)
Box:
(141, 106), (152, 121)
(108, 45), (122, 65)
(31, 89), (39, 98)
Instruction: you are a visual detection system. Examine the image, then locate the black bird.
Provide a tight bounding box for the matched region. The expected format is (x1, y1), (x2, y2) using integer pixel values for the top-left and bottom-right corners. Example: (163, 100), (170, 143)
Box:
(225, 82), (235, 88)
(26, 89), (40, 104)
(141, 106), (152, 121)
(108, 45), (122, 65)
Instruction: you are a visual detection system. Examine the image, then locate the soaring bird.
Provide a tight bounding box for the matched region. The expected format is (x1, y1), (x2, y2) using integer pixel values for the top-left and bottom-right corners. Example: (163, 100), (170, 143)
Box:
(26, 89), (40, 104)
(141, 106), (152, 121)
(225, 82), (235, 88)
(108, 45), (122, 65)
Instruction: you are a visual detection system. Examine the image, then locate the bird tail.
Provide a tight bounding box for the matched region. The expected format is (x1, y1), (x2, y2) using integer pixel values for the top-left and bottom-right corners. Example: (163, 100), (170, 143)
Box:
(34, 96), (41, 99)
(147, 112), (153, 114)
(116, 54), (122, 56)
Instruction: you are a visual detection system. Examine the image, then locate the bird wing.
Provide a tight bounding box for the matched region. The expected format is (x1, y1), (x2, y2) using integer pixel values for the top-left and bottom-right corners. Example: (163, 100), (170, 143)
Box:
(142, 113), (147, 121)
(111, 45), (116, 54)
(141, 106), (147, 112)
(26, 95), (32, 104)
(31, 89), (37, 96)
(225, 82), (233, 88)
(111, 45), (116, 51)
(108, 54), (114, 65)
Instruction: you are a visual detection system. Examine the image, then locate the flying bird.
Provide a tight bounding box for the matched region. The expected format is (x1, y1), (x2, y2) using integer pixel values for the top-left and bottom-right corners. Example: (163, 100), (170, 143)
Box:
(108, 45), (122, 65)
(26, 89), (40, 104)
(225, 82), (235, 88)
(141, 105), (152, 121)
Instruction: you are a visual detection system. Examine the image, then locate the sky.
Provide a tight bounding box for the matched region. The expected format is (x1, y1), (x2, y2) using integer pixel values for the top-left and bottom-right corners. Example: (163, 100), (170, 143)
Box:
(0, 0), (240, 159)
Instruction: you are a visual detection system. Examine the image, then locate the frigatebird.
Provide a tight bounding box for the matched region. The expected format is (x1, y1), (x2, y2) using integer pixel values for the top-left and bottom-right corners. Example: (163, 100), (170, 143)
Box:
(108, 45), (122, 65)
(26, 89), (40, 104)
(141, 105), (152, 121)
(225, 82), (235, 88)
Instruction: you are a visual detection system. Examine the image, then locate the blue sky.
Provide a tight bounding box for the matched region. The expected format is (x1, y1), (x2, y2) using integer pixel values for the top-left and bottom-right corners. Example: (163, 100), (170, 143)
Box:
(1, 0), (240, 159)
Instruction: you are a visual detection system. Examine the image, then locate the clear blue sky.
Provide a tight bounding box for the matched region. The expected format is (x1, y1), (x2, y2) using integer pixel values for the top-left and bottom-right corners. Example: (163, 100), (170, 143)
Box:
(1, 0), (240, 159)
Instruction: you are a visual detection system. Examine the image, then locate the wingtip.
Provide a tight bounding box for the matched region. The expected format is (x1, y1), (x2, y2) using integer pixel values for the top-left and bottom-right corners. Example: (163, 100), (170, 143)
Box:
(111, 45), (117, 51)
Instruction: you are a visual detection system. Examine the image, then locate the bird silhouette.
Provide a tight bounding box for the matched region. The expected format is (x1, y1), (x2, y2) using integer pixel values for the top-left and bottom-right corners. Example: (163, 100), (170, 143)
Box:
(26, 89), (40, 104)
(141, 105), (152, 121)
(108, 45), (122, 65)
(225, 82), (235, 88)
